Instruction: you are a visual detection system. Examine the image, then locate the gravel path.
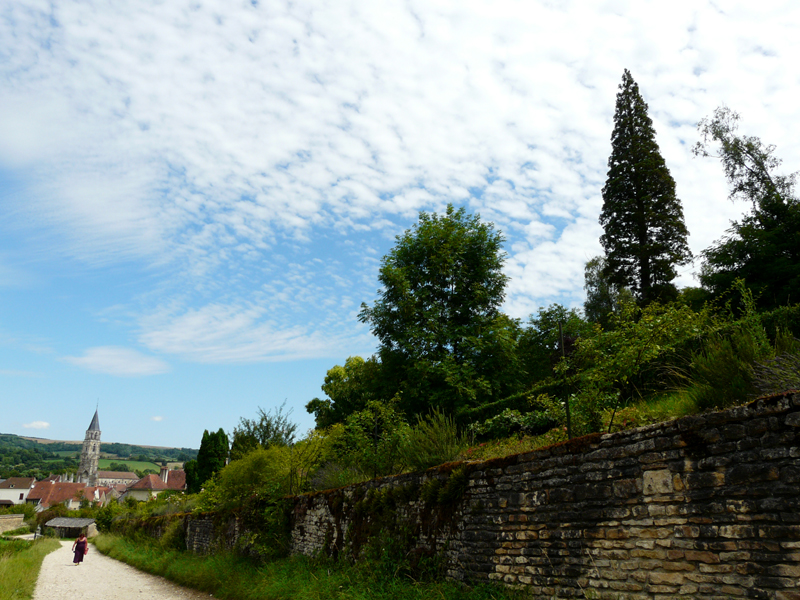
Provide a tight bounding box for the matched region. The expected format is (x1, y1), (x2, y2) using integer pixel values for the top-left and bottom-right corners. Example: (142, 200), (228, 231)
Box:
(33, 541), (215, 600)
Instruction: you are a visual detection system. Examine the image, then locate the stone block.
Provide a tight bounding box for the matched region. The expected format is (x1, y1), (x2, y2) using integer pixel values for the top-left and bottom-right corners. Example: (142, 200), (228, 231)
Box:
(649, 571), (684, 585)
(643, 470), (673, 495)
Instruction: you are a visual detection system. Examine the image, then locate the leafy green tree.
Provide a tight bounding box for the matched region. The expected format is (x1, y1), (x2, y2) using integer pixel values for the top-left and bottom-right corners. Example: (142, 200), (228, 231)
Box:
(583, 256), (633, 328)
(518, 304), (593, 385)
(185, 428), (229, 494)
(572, 296), (709, 431)
(305, 356), (385, 429)
(230, 403), (297, 461)
(358, 204), (516, 416)
(694, 107), (800, 309)
(599, 69), (692, 304)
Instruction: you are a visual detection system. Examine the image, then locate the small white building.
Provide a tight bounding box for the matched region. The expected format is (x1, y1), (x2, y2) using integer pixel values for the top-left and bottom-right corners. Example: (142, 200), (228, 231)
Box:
(0, 477), (36, 506)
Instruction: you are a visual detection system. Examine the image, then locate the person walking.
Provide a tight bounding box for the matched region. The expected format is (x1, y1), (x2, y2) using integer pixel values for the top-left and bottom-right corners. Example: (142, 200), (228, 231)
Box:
(72, 532), (88, 566)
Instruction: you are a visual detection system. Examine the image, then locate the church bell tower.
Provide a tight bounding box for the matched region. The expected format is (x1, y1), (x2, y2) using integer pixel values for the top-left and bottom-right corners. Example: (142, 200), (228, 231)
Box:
(78, 409), (101, 486)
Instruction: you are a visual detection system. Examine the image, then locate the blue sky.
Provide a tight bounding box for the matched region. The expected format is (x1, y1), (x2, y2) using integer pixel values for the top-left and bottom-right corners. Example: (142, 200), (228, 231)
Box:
(2, 0), (799, 449)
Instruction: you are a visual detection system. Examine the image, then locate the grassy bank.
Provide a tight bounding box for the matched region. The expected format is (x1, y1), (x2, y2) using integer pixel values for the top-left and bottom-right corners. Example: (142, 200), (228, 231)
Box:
(94, 534), (519, 600)
(0, 538), (61, 600)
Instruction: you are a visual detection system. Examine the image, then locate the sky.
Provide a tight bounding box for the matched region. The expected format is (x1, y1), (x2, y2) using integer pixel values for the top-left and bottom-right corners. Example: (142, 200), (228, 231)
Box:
(1, 0), (799, 450)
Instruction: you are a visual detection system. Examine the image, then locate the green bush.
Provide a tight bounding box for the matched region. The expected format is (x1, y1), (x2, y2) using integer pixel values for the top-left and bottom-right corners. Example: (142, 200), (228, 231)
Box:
(401, 408), (466, 471)
(753, 330), (800, 396)
(468, 394), (563, 440)
(159, 518), (185, 551)
(685, 321), (769, 410)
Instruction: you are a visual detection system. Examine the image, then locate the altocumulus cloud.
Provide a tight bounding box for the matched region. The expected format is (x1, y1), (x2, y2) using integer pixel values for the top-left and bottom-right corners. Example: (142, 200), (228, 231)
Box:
(63, 347), (170, 376)
(23, 421), (50, 429)
(1, 0), (799, 365)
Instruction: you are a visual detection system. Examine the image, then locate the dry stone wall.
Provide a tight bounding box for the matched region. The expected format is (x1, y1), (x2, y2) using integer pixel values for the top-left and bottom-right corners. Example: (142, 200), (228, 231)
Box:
(0, 513), (24, 534)
(290, 392), (800, 599)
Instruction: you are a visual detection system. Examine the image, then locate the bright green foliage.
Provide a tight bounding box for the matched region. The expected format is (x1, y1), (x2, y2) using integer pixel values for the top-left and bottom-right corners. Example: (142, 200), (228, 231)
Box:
(306, 356), (385, 428)
(230, 403), (297, 461)
(196, 446), (291, 512)
(694, 107), (800, 310)
(332, 400), (409, 480)
(468, 394), (564, 440)
(574, 296), (708, 405)
(185, 428), (229, 494)
(401, 408), (466, 472)
(359, 204), (518, 416)
(600, 70), (692, 304)
(0, 502), (35, 521)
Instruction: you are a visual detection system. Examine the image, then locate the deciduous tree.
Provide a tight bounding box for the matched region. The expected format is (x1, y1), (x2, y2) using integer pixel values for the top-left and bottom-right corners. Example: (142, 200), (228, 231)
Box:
(230, 403), (297, 461)
(358, 204), (517, 415)
(694, 107), (800, 309)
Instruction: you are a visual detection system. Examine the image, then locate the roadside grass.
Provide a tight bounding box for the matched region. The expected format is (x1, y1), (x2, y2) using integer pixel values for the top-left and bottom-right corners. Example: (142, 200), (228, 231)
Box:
(94, 534), (521, 600)
(0, 538), (61, 600)
(1, 527), (31, 536)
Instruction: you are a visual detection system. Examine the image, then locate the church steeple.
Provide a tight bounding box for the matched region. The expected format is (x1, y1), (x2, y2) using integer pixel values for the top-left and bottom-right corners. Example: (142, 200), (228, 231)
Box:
(88, 409), (100, 432)
(78, 408), (101, 486)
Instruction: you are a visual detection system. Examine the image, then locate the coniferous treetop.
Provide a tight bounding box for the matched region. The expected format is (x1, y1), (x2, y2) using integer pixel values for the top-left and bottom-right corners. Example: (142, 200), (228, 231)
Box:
(599, 69), (692, 304)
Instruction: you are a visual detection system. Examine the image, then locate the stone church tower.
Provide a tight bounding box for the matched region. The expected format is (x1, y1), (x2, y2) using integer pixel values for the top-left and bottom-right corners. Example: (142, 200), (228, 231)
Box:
(77, 409), (101, 486)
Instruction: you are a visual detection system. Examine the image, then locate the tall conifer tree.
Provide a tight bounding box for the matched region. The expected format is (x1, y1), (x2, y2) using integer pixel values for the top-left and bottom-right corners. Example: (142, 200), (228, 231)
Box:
(599, 69), (692, 304)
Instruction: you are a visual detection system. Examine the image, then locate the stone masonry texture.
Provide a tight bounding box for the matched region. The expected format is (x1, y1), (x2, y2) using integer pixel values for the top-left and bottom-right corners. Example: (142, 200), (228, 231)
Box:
(288, 392), (800, 599)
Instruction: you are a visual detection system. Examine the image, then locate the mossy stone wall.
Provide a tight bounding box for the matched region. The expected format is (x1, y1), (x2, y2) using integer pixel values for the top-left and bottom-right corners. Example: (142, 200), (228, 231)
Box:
(290, 392), (800, 599)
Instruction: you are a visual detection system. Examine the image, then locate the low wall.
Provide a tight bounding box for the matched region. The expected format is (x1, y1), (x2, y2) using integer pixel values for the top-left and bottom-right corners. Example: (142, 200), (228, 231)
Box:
(290, 393), (800, 599)
(0, 513), (25, 534)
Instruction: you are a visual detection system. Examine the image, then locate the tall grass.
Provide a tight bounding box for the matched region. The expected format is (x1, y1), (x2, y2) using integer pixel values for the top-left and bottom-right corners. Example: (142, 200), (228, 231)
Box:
(0, 538), (61, 600)
(94, 534), (520, 600)
(402, 408), (466, 471)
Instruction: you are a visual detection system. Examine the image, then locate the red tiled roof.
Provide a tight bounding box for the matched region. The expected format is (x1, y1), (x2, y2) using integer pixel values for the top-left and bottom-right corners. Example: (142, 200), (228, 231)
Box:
(163, 469), (186, 491)
(128, 474), (169, 491)
(27, 482), (89, 508)
(0, 477), (35, 490)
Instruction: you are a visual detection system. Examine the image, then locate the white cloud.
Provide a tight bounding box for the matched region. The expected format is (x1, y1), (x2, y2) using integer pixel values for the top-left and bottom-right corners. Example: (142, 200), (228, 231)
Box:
(1, 0), (799, 360)
(63, 347), (171, 376)
(23, 421), (50, 429)
(151, 416), (164, 422)
(139, 302), (372, 363)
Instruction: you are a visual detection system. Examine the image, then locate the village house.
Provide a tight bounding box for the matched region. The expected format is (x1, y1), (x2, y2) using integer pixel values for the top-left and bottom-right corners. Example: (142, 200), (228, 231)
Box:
(0, 477), (36, 506)
(26, 481), (110, 511)
(121, 466), (186, 502)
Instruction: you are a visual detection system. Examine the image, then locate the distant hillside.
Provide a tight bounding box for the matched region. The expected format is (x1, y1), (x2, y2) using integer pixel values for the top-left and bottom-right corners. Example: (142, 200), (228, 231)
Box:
(0, 433), (197, 479)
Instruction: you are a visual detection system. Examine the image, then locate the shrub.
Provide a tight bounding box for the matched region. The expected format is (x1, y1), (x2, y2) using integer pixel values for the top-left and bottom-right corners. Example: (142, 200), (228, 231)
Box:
(401, 408), (466, 472)
(685, 320), (769, 410)
(468, 394), (562, 440)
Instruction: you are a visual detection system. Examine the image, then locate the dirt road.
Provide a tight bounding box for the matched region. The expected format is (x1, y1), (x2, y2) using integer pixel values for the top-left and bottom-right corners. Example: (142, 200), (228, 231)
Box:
(32, 541), (214, 600)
